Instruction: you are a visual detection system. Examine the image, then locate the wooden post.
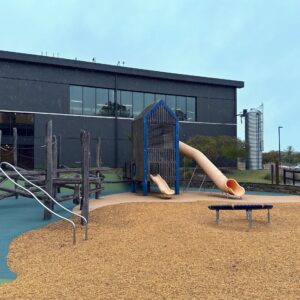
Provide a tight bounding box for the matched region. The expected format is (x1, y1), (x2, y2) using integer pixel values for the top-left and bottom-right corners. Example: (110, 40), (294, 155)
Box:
(58, 135), (62, 168)
(13, 127), (18, 166)
(271, 164), (274, 185)
(293, 170), (296, 186)
(44, 120), (54, 220)
(275, 161), (279, 185)
(52, 135), (58, 197)
(283, 168), (286, 185)
(95, 136), (101, 199)
(57, 135), (62, 193)
(81, 130), (90, 224)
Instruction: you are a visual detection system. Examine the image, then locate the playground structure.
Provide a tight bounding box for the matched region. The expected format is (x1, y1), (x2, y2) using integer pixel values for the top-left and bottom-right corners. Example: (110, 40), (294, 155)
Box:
(0, 120), (104, 241)
(132, 100), (180, 196)
(0, 100), (245, 248)
(132, 100), (245, 198)
(0, 161), (88, 244)
(179, 142), (245, 197)
(149, 174), (175, 198)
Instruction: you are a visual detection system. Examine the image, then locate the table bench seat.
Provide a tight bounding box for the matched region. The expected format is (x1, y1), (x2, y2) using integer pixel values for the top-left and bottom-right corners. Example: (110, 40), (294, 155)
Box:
(208, 204), (273, 228)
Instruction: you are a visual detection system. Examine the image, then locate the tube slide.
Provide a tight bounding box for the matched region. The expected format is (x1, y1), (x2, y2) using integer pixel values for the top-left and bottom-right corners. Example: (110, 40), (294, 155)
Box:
(179, 141), (245, 197)
(150, 174), (175, 198)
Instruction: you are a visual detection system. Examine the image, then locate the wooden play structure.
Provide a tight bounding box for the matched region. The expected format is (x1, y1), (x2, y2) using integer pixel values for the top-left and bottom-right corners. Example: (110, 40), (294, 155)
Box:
(0, 120), (103, 223)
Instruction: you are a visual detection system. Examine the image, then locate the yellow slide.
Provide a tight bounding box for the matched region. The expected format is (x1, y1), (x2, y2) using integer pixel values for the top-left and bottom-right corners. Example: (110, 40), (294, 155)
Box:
(179, 141), (245, 198)
(150, 174), (175, 199)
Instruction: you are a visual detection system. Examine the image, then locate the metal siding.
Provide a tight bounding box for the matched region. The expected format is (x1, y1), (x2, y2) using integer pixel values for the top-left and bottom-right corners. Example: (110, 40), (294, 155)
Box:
(34, 114), (116, 168)
(117, 74), (236, 99)
(179, 122), (236, 141)
(0, 60), (115, 88)
(0, 50), (244, 88)
(0, 77), (69, 113)
(0, 53), (241, 170)
(197, 98), (236, 123)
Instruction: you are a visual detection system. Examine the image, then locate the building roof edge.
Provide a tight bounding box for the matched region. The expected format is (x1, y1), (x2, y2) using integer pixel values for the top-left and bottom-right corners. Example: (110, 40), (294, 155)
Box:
(0, 50), (244, 88)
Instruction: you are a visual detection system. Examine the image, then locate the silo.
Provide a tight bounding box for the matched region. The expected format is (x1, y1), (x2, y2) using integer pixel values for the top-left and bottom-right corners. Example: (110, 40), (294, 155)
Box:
(245, 105), (264, 169)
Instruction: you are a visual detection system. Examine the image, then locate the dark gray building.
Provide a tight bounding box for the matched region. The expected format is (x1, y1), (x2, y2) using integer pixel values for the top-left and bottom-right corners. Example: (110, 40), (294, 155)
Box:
(0, 50), (244, 169)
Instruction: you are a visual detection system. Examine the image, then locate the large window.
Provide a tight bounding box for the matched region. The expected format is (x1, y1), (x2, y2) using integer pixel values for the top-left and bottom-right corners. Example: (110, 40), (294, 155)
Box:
(118, 91), (132, 117)
(83, 87), (95, 115)
(96, 88), (108, 116)
(155, 94), (166, 102)
(144, 93), (155, 108)
(96, 88), (115, 116)
(186, 97), (196, 121)
(70, 86), (83, 114)
(69, 85), (196, 121)
(166, 95), (176, 111)
(176, 96), (186, 121)
(133, 92), (144, 117)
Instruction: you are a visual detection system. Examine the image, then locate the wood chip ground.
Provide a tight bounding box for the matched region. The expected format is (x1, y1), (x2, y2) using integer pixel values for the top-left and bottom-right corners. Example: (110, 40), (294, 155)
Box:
(1, 201), (300, 299)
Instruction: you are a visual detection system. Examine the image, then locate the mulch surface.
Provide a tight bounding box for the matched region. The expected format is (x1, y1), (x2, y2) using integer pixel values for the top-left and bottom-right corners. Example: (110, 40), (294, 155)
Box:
(1, 201), (300, 299)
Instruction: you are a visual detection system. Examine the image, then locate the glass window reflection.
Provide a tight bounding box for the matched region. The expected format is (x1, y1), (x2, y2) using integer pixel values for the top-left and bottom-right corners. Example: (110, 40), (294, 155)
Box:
(70, 86), (83, 114)
(83, 87), (96, 115)
(155, 94), (166, 102)
(144, 93), (155, 108)
(187, 97), (196, 121)
(166, 95), (176, 112)
(176, 96), (186, 121)
(133, 92), (144, 117)
(96, 88), (108, 116)
(119, 91), (132, 117)
(70, 85), (197, 122)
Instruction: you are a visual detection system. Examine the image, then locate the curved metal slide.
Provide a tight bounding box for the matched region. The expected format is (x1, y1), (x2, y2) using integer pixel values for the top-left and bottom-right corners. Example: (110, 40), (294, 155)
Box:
(0, 162), (88, 244)
(150, 174), (175, 198)
(179, 141), (245, 197)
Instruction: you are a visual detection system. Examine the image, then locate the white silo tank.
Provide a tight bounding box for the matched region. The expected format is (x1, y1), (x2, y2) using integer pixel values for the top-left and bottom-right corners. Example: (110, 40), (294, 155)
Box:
(245, 106), (264, 170)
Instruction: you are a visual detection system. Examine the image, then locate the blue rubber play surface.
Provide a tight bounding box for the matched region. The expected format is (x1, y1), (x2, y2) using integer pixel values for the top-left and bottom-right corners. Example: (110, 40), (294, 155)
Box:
(0, 196), (75, 281)
(0, 181), (131, 283)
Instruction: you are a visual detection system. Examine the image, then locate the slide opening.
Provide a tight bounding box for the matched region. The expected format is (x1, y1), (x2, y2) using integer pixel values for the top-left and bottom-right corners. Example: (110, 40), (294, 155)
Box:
(226, 178), (245, 197)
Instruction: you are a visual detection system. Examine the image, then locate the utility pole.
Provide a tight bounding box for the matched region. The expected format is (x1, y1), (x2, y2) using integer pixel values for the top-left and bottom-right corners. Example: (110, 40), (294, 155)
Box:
(278, 126), (283, 166)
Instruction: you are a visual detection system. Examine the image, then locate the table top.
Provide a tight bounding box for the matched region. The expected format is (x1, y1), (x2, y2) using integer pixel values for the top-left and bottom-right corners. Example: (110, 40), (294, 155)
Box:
(208, 204), (273, 210)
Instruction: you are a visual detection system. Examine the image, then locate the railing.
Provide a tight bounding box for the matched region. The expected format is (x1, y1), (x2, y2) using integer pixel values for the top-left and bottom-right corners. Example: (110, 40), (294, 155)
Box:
(283, 168), (300, 186)
(0, 161), (88, 245)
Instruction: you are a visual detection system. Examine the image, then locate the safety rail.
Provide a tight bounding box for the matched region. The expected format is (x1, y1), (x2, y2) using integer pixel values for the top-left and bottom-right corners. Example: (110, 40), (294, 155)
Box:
(0, 162), (88, 245)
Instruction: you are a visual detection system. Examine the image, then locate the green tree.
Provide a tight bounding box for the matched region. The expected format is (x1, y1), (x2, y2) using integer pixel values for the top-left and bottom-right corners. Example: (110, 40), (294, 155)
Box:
(216, 136), (248, 161)
(187, 135), (218, 162)
(283, 145), (296, 164)
(187, 135), (247, 163)
(262, 151), (278, 164)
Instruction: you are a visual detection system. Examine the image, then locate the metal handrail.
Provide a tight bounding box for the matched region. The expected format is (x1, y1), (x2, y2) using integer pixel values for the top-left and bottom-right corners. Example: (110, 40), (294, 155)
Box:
(199, 174), (207, 192)
(0, 162), (88, 244)
(185, 165), (198, 191)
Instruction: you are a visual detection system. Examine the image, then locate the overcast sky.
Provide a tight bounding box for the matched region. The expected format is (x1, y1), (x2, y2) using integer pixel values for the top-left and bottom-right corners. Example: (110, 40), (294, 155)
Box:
(1, 0), (299, 151)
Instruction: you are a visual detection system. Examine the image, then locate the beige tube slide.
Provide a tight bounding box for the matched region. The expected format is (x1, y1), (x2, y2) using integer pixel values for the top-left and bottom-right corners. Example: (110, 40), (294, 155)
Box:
(179, 141), (245, 197)
(150, 174), (175, 198)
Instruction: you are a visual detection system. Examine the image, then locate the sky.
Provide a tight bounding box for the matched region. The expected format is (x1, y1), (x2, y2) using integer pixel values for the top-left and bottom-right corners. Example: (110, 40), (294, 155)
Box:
(0, 0), (299, 152)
